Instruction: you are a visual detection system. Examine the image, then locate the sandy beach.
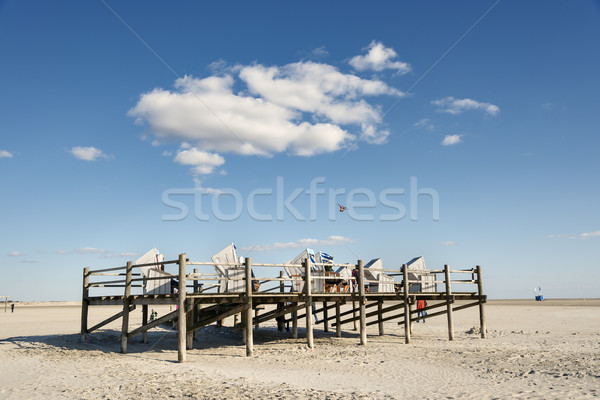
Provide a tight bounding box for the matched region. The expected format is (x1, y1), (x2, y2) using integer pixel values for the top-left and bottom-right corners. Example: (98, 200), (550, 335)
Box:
(0, 299), (598, 399)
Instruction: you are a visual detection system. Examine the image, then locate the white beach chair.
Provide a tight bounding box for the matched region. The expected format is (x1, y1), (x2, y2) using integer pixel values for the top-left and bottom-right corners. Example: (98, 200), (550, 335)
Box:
(405, 256), (436, 292)
(285, 249), (325, 293)
(212, 243), (245, 293)
(364, 258), (395, 293)
(135, 248), (170, 295)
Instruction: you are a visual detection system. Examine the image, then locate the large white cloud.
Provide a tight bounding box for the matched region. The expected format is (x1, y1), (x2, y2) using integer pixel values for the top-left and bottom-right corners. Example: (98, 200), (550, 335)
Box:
(349, 41), (411, 74)
(129, 57), (403, 175)
(432, 97), (500, 116)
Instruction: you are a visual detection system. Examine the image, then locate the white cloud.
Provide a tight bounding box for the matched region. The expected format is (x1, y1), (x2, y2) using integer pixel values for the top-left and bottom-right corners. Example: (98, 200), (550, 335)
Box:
(74, 247), (107, 254)
(69, 146), (108, 161)
(174, 147), (225, 175)
(0, 150), (13, 158)
(129, 57), (402, 175)
(414, 118), (434, 131)
(547, 230), (600, 240)
(61, 247), (140, 258)
(349, 41), (411, 74)
(578, 230), (600, 239)
(242, 235), (357, 252)
(311, 46), (329, 57)
(8, 251), (24, 256)
(442, 134), (462, 146)
(440, 241), (456, 246)
(432, 97), (500, 116)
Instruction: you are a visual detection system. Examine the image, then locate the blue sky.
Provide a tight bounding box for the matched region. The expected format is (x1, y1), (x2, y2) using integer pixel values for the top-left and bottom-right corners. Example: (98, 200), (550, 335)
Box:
(1, 1), (599, 301)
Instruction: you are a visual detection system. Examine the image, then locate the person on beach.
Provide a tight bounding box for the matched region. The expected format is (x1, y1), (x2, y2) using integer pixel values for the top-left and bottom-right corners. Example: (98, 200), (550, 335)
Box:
(11, 303), (14, 313)
(416, 299), (427, 322)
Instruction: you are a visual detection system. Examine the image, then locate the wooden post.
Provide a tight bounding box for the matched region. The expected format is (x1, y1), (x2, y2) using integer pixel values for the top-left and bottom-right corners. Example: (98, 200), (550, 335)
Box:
(81, 267), (90, 341)
(304, 259), (314, 349)
(192, 268), (199, 341)
(409, 297), (414, 334)
(444, 264), (454, 341)
(358, 260), (367, 345)
(142, 305), (148, 344)
(120, 261), (133, 353)
(335, 301), (342, 338)
(245, 257), (254, 357)
(292, 304), (298, 338)
(186, 299), (193, 350)
(476, 265), (487, 339)
(323, 302), (329, 332)
(277, 271), (285, 332)
(402, 264), (411, 344)
(177, 253), (187, 363)
(378, 300), (384, 336)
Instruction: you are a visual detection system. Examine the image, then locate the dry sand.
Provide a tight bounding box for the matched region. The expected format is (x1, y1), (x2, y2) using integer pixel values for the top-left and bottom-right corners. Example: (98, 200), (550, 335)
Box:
(0, 299), (598, 399)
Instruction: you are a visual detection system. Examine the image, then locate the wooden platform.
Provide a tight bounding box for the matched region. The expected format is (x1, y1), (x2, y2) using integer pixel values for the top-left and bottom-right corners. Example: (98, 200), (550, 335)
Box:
(81, 254), (487, 363)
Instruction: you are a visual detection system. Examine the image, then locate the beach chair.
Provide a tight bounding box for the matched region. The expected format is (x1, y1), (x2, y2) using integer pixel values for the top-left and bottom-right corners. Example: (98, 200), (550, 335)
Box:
(135, 248), (171, 295)
(405, 256), (436, 292)
(364, 258), (395, 293)
(212, 243), (259, 293)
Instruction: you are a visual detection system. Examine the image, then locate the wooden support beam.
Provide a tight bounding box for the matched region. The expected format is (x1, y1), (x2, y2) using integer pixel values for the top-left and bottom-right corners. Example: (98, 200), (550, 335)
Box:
(292, 302), (298, 339)
(127, 309), (177, 338)
(142, 305), (148, 344)
(120, 261), (133, 353)
(189, 304), (249, 331)
(245, 257), (253, 357)
(81, 266), (90, 342)
(88, 305), (136, 334)
(177, 253), (187, 363)
(335, 301), (341, 337)
(477, 265), (487, 339)
(338, 301), (405, 327)
(277, 271), (285, 332)
(402, 264), (410, 344)
(377, 300), (384, 336)
(358, 259), (366, 345)
(186, 299), (193, 350)
(323, 302), (328, 332)
(444, 264), (454, 341)
(254, 302), (304, 326)
(304, 259), (314, 349)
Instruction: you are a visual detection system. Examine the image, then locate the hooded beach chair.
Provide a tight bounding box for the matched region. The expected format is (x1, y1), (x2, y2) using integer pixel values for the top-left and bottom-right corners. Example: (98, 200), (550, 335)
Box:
(135, 248), (171, 295)
(364, 258), (395, 292)
(212, 243), (259, 293)
(405, 256), (436, 292)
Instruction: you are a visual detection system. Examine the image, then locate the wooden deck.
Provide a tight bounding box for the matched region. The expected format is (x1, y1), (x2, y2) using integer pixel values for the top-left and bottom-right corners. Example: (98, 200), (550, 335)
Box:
(81, 254), (487, 363)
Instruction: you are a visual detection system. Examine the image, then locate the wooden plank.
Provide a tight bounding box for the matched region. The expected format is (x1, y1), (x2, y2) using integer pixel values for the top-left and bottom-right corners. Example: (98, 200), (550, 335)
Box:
(477, 265), (487, 339)
(189, 304), (249, 331)
(335, 301), (341, 337)
(402, 264), (410, 344)
(358, 260), (366, 346)
(177, 253), (187, 363)
(88, 305), (136, 334)
(120, 261), (133, 354)
(245, 257), (253, 357)
(444, 265), (454, 341)
(127, 309), (177, 338)
(81, 267), (90, 341)
(304, 259), (314, 349)
(254, 303), (304, 326)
